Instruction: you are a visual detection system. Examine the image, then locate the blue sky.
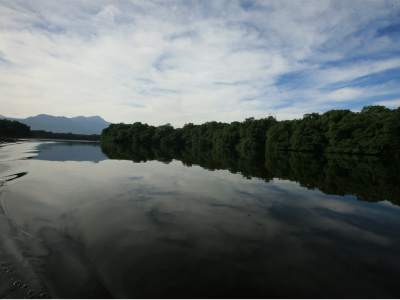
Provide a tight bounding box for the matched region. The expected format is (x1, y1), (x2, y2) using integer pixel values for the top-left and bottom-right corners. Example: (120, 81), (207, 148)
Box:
(0, 0), (400, 125)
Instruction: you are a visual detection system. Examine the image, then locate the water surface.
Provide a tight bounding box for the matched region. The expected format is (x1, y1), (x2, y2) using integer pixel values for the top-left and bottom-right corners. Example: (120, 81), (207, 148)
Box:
(0, 141), (399, 298)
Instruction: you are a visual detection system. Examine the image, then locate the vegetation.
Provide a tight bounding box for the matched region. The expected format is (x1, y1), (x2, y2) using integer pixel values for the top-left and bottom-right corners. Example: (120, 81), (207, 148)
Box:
(100, 105), (400, 204)
(0, 119), (30, 140)
(31, 130), (100, 141)
(102, 105), (400, 157)
(267, 106), (400, 155)
(101, 106), (400, 204)
(102, 117), (277, 159)
(0, 119), (100, 141)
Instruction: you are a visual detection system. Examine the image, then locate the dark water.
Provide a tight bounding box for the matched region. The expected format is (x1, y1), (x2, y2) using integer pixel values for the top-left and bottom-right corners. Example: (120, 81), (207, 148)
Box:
(0, 141), (400, 298)
(35, 142), (108, 162)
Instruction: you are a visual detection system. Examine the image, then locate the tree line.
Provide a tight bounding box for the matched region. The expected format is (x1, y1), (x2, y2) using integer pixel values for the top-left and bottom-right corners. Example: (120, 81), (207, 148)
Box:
(0, 119), (100, 141)
(0, 119), (31, 141)
(101, 105), (400, 157)
(30, 130), (100, 141)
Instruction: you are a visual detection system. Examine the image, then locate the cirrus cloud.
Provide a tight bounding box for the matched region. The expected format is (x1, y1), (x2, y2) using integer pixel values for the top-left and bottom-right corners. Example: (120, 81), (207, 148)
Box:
(0, 0), (400, 125)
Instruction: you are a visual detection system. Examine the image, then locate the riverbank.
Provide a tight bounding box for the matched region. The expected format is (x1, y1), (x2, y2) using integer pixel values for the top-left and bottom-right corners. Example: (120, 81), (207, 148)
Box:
(26, 138), (99, 143)
(0, 138), (18, 144)
(1, 138), (99, 146)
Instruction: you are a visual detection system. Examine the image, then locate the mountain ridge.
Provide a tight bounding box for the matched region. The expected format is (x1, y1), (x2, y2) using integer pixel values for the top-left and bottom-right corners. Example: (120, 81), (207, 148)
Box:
(0, 114), (110, 135)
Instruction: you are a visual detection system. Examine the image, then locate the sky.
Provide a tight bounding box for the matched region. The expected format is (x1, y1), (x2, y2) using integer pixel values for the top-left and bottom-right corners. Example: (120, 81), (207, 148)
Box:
(1, 0), (400, 126)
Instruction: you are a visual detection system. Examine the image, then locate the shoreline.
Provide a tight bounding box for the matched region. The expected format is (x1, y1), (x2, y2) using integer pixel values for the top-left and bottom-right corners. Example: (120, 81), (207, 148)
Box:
(0, 138), (19, 145)
(24, 138), (100, 143)
(1, 138), (99, 145)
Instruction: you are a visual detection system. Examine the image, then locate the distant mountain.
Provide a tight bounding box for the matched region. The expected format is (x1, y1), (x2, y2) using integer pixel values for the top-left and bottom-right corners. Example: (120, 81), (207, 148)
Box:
(0, 114), (110, 135)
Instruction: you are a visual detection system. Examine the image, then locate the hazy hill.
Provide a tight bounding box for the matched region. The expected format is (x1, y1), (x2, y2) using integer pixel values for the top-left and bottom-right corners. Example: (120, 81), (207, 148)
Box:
(0, 114), (109, 135)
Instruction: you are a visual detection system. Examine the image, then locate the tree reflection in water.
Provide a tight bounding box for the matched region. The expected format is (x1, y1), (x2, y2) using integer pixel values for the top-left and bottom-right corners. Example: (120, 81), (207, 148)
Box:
(101, 142), (400, 205)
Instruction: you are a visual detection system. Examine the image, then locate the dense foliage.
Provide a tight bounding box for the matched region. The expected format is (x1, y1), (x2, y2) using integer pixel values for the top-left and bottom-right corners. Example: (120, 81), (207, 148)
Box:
(0, 119), (100, 141)
(102, 106), (400, 156)
(102, 117), (277, 159)
(266, 106), (400, 155)
(0, 119), (30, 139)
(101, 105), (400, 204)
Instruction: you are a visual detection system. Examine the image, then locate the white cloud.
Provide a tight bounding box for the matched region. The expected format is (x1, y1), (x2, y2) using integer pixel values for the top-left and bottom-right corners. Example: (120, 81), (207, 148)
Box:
(0, 0), (399, 126)
(375, 99), (400, 108)
(324, 87), (365, 102)
(316, 58), (400, 85)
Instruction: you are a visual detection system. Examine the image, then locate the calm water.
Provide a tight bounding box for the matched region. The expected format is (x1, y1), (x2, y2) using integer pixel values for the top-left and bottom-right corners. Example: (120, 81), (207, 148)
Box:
(0, 141), (400, 298)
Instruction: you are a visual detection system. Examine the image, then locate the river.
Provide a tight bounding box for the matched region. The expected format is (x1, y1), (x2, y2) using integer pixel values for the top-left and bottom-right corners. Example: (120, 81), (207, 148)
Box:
(0, 141), (399, 298)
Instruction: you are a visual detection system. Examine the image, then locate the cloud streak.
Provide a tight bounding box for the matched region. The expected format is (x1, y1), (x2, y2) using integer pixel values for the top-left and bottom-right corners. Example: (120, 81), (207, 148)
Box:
(0, 0), (400, 125)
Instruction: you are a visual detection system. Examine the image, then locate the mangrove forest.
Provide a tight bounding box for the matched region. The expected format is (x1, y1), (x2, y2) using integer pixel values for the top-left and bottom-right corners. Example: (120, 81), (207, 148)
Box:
(101, 105), (400, 157)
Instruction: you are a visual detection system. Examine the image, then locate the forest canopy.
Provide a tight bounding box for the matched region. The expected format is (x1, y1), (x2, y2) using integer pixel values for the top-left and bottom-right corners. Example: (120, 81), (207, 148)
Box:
(101, 105), (400, 157)
(0, 119), (30, 139)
